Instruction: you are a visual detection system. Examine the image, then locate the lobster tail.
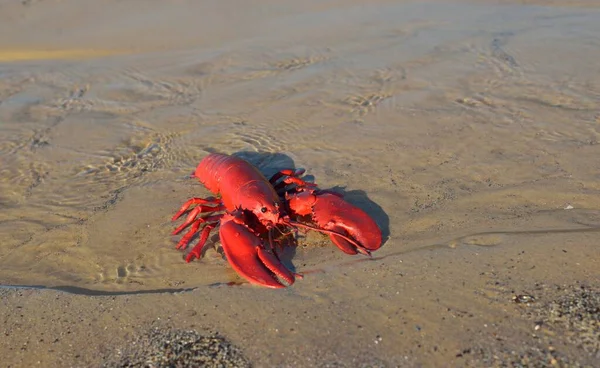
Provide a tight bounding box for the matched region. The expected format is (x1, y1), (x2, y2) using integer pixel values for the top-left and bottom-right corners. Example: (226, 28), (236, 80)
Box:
(193, 153), (241, 194)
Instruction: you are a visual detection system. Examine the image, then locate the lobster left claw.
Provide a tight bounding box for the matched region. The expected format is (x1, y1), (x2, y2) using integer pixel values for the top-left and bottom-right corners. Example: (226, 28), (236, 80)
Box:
(287, 190), (383, 256)
(219, 213), (296, 289)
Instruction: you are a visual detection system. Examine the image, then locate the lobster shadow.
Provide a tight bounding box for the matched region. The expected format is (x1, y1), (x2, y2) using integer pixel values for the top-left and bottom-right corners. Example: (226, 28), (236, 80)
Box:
(231, 151), (390, 263)
(231, 151), (315, 184)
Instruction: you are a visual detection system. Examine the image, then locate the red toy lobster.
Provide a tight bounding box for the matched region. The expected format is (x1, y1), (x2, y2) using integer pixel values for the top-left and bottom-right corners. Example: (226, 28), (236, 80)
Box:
(171, 153), (382, 288)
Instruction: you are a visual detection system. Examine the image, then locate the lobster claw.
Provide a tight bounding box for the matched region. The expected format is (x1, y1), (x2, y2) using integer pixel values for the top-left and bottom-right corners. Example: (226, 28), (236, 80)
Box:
(219, 214), (296, 289)
(288, 191), (382, 256)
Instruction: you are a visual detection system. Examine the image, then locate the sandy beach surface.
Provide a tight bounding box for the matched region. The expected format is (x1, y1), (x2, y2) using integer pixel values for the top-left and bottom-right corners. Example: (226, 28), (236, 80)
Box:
(1, 0), (599, 367)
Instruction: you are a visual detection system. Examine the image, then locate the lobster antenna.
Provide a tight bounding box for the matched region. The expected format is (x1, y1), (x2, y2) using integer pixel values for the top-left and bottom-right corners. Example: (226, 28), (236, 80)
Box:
(268, 228), (275, 251)
(286, 220), (371, 257)
(274, 225), (297, 238)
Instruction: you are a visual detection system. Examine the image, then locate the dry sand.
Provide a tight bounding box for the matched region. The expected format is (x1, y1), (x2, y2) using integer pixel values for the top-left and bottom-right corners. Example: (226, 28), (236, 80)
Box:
(1, 0), (599, 366)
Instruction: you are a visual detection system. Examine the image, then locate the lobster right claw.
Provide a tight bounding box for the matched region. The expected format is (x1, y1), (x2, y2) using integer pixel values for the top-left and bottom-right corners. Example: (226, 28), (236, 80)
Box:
(289, 191), (383, 256)
(218, 215), (296, 289)
(317, 193), (383, 255)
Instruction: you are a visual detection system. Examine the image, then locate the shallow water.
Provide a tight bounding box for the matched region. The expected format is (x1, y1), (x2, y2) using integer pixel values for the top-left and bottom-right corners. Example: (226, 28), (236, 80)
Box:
(2, 2), (600, 366)
(1, 0), (600, 293)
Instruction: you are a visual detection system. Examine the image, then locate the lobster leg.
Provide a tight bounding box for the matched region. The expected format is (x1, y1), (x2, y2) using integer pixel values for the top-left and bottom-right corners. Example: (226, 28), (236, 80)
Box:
(172, 197), (222, 221)
(176, 214), (223, 250)
(219, 212), (296, 288)
(172, 203), (225, 235)
(186, 224), (217, 262)
(269, 169), (304, 185)
(269, 169), (317, 194)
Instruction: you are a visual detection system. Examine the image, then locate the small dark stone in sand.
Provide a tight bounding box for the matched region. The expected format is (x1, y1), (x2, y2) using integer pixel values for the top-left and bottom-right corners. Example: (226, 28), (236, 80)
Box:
(466, 345), (581, 368)
(103, 328), (251, 368)
(530, 283), (599, 355)
(465, 283), (599, 367)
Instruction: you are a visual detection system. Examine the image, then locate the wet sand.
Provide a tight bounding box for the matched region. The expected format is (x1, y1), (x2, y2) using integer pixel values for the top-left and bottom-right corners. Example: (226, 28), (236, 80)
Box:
(1, 0), (600, 366)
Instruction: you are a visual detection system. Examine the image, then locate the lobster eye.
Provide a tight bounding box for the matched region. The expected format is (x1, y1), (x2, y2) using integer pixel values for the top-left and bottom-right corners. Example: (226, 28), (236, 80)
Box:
(261, 207), (267, 213)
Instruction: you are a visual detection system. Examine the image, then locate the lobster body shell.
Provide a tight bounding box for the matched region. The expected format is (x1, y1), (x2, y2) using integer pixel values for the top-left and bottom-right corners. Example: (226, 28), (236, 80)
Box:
(194, 154), (283, 226)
